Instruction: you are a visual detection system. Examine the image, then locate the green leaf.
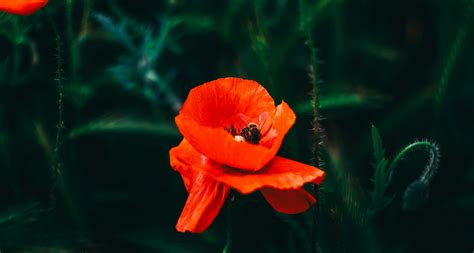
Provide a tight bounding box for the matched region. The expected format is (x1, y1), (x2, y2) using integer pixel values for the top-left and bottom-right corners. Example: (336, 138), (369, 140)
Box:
(69, 117), (180, 139)
(0, 202), (43, 225)
(371, 125), (385, 164)
(369, 125), (392, 213)
(294, 92), (386, 114)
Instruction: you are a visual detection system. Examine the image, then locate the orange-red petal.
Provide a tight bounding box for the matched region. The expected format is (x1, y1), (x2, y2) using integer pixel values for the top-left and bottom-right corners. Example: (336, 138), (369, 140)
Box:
(179, 77), (275, 128)
(170, 139), (200, 192)
(0, 0), (48, 15)
(170, 139), (325, 194)
(203, 156), (325, 194)
(265, 100), (297, 153)
(176, 101), (296, 171)
(176, 115), (273, 171)
(176, 171), (230, 233)
(261, 187), (316, 214)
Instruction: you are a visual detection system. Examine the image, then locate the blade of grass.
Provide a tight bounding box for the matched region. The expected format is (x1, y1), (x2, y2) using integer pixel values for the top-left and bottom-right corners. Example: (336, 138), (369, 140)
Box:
(435, 0), (474, 109)
(69, 117), (180, 139)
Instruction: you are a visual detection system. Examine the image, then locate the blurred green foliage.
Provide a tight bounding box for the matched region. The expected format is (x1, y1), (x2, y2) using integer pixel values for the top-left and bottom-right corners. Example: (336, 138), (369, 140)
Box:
(0, 0), (473, 252)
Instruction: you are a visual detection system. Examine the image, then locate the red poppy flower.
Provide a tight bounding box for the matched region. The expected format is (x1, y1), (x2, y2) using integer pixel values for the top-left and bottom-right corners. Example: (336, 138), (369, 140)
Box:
(0, 0), (48, 15)
(170, 77), (325, 233)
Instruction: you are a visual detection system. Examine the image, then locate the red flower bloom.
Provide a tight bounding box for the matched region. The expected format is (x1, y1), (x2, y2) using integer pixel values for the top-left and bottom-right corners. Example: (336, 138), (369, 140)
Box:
(170, 77), (325, 233)
(0, 0), (48, 15)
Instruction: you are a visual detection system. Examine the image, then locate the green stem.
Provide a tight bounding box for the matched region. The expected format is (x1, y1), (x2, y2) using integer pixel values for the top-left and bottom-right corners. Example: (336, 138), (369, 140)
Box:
(44, 9), (64, 210)
(222, 198), (233, 253)
(298, 0), (322, 163)
(12, 18), (22, 83)
(299, 1), (322, 252)
(66, 0), (79, 81)
(308, 30), (320, 158)
(146, 70), (182, 112)
(386, 141), (440, 183)
(80, 0), (93, 39)
(435, 0), (474, 109)
(42, 7), (87, 234)
(13, 43), (21, 83)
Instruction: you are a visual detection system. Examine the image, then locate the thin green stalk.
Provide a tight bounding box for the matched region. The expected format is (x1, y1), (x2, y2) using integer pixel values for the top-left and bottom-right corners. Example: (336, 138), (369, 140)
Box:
(222, 199), (233, 253)
(386, 141), (440, 183)
(385, 141), (440, 211)
(148, 19), (174, 65)
(44, 8), (85, 229)
(330, 0), (343, 83)
(12, 18), (22, 83)
(299, 1), (323, 252)
(435, 0), (474, 109)
(308, 31), (320, 158)
(13, 43), (21, 83)
(53, 33), (65, 185)
(80, 0), (93, 38)
(146, 70), (182, 112)
(299, 0), (322, 163)
(66, 0), (79, 81)
(45, 10), (64, 209)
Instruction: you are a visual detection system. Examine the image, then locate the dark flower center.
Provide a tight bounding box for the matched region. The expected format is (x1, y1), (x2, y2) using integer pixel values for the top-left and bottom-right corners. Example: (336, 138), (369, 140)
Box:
(225, 123), (261, 144)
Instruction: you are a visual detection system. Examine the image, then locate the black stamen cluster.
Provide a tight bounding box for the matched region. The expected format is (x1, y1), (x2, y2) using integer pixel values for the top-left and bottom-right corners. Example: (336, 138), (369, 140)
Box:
(224, 124), (261, 144)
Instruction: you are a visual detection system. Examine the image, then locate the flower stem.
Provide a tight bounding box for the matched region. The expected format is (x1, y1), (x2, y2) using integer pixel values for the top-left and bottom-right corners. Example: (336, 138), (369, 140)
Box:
(222, 197), (233, 253)
(308, 36), (321, 253)
(66, 0), (80, 81)
(435, 0), (474, 110)
(299, 1), (323, 252)
(43, 7), (85, 231)
(12, 18), (21, 83)
(43, 7), (64, 210)
(387, 141), (440, 184)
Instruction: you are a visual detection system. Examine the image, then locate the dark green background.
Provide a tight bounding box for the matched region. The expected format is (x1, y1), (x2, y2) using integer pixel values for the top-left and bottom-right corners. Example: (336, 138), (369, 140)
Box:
(0, 0), (473, 252)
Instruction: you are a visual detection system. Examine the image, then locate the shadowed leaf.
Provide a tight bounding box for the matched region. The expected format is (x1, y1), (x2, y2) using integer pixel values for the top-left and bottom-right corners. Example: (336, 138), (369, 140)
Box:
(295, 92), (386, 114)
(369, 125), (392, 213)
(69, 117), (180, 139)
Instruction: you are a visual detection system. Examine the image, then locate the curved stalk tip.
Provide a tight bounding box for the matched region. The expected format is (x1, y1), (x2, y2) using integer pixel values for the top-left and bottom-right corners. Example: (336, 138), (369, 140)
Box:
(387, 140), (440, 211)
